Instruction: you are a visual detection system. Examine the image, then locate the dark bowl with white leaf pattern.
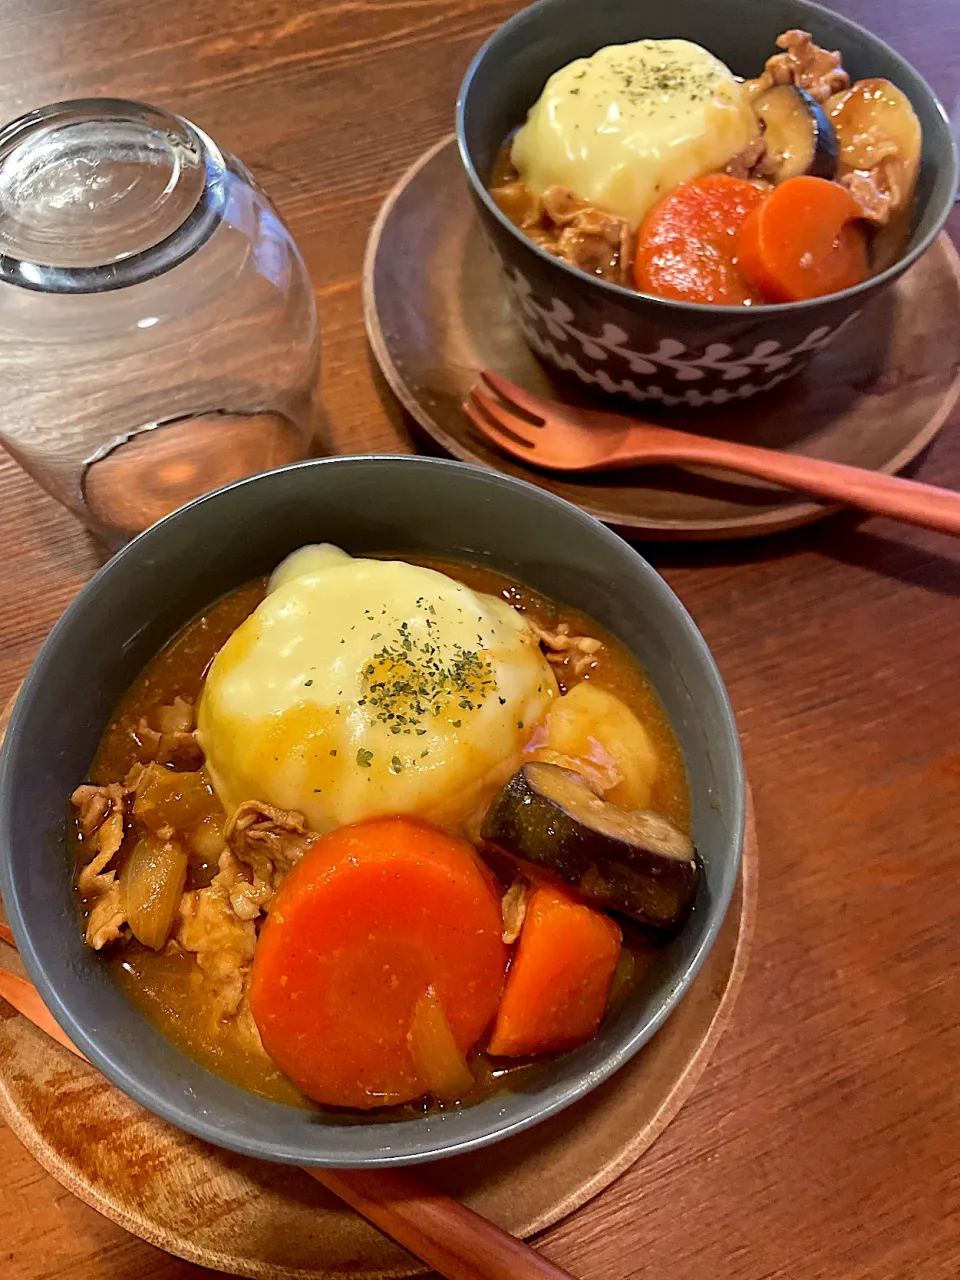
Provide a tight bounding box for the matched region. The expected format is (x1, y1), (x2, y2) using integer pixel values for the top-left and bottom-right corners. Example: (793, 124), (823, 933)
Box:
(456, 0), (958, 409)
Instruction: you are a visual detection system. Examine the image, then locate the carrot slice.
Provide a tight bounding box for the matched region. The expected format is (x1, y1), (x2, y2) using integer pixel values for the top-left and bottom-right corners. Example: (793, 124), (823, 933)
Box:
(736, 175), (868, 302)
(249, 816), (508, 1109)
(487, 886), (621, 1057)
(634, 175), (767, 305)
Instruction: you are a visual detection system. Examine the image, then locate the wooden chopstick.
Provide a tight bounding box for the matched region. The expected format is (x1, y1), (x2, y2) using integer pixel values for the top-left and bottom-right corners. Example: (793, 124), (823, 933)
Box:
(0, 967), (91, 1062)
(313, 1167), (578, 1280)
(0, 924), (579, 1280)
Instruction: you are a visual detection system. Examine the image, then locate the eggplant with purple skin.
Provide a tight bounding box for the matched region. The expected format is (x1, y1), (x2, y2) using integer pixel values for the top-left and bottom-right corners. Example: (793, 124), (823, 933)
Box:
(752, 85), (838, 182)
(481, 761), (699, 934)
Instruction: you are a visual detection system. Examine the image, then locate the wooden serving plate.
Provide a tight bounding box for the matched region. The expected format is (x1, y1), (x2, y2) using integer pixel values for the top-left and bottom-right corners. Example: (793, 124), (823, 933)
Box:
(0, 689), (757, 1279)
(364, 135), (960, 541)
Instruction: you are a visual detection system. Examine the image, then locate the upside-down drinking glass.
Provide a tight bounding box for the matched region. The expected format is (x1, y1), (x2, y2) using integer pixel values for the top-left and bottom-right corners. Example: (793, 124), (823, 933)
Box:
(0, 99), (320, 546)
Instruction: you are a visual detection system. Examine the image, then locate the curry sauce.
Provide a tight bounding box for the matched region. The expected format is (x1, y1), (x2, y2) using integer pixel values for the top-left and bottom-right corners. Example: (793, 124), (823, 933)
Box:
(75, 560), (690, 1112)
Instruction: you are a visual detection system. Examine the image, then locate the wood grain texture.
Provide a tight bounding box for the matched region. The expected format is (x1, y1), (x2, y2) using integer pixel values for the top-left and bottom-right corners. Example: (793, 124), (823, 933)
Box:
(0, 805), (755, 1279)
(301, 1169), (584, 1280)
(0, 1), (958, 1279)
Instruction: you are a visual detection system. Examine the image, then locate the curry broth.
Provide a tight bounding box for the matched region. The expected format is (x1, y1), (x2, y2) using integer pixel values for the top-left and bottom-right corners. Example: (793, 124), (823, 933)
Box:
(78, 559), (690, 1113)
(90, 580), (265, 789)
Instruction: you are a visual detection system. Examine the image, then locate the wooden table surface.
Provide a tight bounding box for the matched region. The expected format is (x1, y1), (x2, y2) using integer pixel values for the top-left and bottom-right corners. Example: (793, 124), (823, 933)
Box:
(1, 2), (958, 1278)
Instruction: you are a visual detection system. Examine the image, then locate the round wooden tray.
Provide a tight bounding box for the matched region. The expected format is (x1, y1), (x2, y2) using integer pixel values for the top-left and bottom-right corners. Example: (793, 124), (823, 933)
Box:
(0, 710), (756, 1279)
(364, 135), (960, 541)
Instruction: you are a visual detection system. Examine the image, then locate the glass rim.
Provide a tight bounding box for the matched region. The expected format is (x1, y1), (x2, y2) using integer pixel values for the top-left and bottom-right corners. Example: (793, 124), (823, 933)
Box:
(0, 97), (228, 295)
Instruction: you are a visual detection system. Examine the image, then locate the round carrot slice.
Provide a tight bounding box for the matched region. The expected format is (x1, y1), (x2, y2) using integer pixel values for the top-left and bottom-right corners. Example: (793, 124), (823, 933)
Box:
(249, 816), (508, 1109)
(736, 175), (868, 302)
(634, 175), (767, 305)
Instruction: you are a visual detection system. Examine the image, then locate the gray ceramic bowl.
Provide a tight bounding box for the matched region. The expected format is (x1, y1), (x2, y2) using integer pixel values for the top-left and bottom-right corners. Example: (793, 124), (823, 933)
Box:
(457, 0), (959, 408)
(0, 456), (744, 1167)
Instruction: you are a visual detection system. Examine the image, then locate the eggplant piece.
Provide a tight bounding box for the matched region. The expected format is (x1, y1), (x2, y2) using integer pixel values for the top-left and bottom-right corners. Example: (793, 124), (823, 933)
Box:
(481, 761), (699, 934)
(827, 79), (921, 225)
(752, 85), (838, 182)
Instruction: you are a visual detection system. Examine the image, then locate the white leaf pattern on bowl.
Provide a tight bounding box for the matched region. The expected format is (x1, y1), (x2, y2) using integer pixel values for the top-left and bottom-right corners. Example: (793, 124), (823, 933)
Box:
(516, 320), (798, 405)
(503, 266), (862, 401)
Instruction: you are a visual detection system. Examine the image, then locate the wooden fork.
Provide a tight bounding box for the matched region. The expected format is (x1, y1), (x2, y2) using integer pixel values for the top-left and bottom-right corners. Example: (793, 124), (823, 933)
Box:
(465, 371), (960, 538)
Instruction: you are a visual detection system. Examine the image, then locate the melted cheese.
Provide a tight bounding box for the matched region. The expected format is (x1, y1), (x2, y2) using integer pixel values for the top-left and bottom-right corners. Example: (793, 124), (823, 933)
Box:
(512, 39), (757, 225)
(197, 549), (558, 834)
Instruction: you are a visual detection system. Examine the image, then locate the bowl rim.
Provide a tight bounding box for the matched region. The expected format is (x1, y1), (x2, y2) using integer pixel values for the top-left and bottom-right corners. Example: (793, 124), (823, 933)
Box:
(0, 454), (746, 1166)
(455, 0), (960, 318)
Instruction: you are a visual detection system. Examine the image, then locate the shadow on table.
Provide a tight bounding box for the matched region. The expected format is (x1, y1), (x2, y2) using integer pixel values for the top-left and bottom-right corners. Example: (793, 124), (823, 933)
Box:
(641, 505), (960, 600)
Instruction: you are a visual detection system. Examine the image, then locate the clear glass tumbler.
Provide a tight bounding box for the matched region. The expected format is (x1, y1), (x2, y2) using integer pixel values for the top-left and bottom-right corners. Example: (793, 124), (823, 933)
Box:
(0, 99), (320, 545)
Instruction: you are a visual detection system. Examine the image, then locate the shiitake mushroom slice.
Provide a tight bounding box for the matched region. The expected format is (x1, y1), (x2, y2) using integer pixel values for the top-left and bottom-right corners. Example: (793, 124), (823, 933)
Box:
(753, 85), (838, 182)
(481, 761), (700, 934)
